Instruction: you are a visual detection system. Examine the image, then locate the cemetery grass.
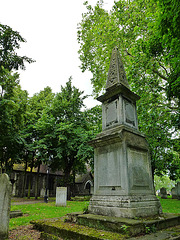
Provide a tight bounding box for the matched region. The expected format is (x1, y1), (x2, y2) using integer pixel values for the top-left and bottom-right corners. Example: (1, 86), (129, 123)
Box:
(10, 197), (180, 230)
(9, 198), (179, 240)
(158, 197), (180, 214)
(10, 200), (89, 230)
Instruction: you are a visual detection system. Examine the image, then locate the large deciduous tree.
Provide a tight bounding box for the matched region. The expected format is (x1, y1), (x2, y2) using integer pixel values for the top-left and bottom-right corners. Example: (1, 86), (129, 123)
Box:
(0, 73), (28, 173)
(0, 23), (34, 173)
(77, 0), (180, 179)
(19, 87), (55, 198)
(36, 78), (98, 190)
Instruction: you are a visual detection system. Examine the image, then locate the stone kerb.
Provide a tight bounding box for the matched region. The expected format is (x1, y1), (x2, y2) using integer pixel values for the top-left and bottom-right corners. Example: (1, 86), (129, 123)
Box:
(56, 187), (67, 206)
(0, 173), (12, 239)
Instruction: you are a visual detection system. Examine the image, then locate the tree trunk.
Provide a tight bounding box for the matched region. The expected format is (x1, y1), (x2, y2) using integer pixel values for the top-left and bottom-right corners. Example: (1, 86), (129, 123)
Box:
(27, 158), (34, 199)
(72, 170), (76, 197)
(21, 157), (28, 198)
(63, 170), (71, 200)
(34, 162), (41, 200)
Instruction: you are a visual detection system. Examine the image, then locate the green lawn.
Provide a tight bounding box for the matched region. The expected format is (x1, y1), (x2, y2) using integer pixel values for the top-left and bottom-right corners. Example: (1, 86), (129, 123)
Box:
(159, 197), (180, 214)
(10, 200), (88, 230)
(10, 197), (180, 230)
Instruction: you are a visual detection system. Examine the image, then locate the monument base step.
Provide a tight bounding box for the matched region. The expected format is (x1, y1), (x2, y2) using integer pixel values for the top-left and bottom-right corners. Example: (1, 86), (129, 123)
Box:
(31, 213), (180, 240)
(89, 195), (162, 218)
(31, 217), (127, 240)
(73, 213), (180, 236)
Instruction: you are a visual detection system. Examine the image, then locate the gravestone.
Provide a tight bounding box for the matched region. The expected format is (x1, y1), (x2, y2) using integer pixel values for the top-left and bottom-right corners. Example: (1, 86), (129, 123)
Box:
(88, 47), (162, 218)
(160, 187), (167, 199)
(40, 188), (46, 198)
(40, 188), (49, 198)
(56, 187), (67, 206)
(177, 182), (180, 200)
(171, 187), (177, 199)
(0, 174), (12, 239)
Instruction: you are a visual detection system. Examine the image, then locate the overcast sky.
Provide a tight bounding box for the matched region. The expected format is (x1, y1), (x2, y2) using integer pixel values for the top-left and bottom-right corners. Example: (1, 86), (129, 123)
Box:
(1, 0), (114, 108)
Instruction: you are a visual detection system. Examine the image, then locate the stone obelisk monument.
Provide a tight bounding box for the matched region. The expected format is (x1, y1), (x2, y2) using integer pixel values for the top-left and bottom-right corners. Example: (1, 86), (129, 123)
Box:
(89, 47), (162, 218)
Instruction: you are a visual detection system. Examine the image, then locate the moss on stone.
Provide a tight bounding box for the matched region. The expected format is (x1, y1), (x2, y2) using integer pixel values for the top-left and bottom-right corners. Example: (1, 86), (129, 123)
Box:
(32, 218), (127, 240)
(41, 232), (60, 240)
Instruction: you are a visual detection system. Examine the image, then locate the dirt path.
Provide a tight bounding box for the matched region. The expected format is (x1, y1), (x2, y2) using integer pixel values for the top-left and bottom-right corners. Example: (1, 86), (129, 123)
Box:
(9, 225), (41, 240)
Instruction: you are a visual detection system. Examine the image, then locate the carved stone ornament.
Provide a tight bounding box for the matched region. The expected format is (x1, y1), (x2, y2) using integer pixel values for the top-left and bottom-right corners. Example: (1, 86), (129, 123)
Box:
(106, 47), (130, 90)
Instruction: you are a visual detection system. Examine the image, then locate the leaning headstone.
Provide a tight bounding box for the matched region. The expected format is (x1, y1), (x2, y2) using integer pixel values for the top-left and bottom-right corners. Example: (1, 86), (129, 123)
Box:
(0, 174), (12, 239)
(56, 187), (67, 206)
(171, 186), (177, 199)
(160, 187), (167, 199)
(177, 182), (180, 200)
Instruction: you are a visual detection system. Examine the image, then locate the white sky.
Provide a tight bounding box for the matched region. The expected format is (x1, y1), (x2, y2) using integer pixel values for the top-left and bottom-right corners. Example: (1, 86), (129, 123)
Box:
(1, 0), (115, 108)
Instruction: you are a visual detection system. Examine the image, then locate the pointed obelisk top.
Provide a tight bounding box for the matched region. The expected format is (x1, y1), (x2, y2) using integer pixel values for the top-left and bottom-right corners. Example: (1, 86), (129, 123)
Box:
(106, 47), (130, 90)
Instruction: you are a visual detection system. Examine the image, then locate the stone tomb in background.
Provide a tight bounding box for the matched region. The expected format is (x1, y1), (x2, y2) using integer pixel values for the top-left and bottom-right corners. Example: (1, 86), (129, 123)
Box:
(88, 47), (162, 218)
(0, 173), (12, 239)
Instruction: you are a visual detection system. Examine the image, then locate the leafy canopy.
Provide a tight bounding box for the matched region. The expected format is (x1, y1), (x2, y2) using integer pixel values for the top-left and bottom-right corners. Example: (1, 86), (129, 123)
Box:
(77, 0), (180, 179)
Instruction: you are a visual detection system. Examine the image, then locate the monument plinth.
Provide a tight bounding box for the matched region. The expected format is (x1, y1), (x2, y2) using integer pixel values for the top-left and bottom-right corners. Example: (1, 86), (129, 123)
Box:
(89, 47), (162, 218)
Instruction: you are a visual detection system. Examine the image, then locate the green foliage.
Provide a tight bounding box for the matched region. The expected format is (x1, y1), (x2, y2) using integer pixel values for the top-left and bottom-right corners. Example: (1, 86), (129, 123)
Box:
(145, 224), (157, 234)
(20, 86), (55, 164)
(0, 23), (34, 71)
(154, 175), (176, 192)
(36, 78), (100, 185)
(147, 0), (180, 101)
(0, 23), (34, 173)
(0, 70), (28, 172)
(77, 0), (180, 179)
(120, 224), (129, 233)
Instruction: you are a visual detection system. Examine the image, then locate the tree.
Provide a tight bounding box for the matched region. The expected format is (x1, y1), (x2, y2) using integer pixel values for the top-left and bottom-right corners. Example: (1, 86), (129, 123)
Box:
(145, 0), (180, 102)
(36, 78), (98, 192)
(19, 87), (55, 198)
(0, 23), (34, 173)
(154, 175), (176, 192)
(0, 23), (34, 72)
(0, 71), (28, 173)
(77, 0), (180, 179)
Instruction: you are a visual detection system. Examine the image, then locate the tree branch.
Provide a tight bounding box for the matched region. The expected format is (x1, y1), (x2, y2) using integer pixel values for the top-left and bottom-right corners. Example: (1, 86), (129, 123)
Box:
(152, 69), (168, 80)
(157, 59), (170, 77)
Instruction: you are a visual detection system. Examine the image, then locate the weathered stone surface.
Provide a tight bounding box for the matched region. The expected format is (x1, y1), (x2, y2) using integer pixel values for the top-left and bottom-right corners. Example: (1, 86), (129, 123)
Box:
(177, 182), (180, 200)
(56, 187), (67, 206)
(89, 195), (162, 218)
(10, 210), (23, 218)
(106, 47), (130, 90)
(0, 173), (12, 239)
(100, 94), (139, 131)
(77, 213), (180, 237)
(160, 187), (167, 199)
(31, 213), (180, 239)
(88, 47), (162, 218)
(171, 187), (178, 199)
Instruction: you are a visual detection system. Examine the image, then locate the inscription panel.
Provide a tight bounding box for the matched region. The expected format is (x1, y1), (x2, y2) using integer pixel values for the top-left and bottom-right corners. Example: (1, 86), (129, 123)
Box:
(128, 148), (151, 190)
(125, 100), (135, 126)
(98, 145), (121, 188)
(106, 100), (118, 127)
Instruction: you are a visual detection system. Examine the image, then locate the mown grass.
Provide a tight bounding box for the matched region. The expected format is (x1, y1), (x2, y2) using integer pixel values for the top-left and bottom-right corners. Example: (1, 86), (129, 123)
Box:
(10, 200), (89, 230)
(158, 197), (180, 214)
(10, 197), (180, 230)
